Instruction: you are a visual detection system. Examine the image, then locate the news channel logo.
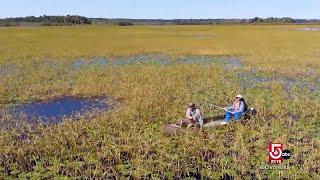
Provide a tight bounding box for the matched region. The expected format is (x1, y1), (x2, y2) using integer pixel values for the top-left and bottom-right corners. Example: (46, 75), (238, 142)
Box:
(268, 143), (291, 163)
(259, 143), (292, 170)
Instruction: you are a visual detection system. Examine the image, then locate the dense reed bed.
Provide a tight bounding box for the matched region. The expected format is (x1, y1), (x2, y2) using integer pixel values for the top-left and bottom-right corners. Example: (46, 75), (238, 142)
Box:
(0, 25), (319, 178)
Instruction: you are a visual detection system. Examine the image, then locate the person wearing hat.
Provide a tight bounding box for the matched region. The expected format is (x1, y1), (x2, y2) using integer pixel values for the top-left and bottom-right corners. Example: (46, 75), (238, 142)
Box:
(181, 102), (203, 127)
(220, 94), (248, 125)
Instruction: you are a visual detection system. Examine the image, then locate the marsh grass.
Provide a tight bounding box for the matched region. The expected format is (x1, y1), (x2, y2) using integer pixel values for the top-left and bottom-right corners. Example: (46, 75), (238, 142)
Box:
(0, 25), (319, 179)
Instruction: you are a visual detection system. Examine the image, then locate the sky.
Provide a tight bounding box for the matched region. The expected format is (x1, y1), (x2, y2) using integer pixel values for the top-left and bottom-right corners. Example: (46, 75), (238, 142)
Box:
(0, 0), (319, 19)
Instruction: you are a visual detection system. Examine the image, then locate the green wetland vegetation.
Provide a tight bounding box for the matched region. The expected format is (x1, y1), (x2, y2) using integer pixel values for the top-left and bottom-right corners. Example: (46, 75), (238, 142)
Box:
(0, 25), (319, 179)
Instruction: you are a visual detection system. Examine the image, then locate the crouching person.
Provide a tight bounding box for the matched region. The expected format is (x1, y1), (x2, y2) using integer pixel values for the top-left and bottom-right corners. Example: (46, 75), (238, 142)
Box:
(180, 103), (203, 128)
(220, 94), (248, 125)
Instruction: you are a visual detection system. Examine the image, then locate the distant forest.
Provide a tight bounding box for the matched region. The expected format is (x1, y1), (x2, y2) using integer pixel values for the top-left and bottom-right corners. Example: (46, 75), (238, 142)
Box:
(0, 15), (91, 26)
(1, 15), (320, 26)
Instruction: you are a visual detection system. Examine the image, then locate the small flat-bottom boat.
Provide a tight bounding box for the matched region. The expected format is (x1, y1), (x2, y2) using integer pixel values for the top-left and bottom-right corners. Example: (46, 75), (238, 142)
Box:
(164, 108), (257, 135)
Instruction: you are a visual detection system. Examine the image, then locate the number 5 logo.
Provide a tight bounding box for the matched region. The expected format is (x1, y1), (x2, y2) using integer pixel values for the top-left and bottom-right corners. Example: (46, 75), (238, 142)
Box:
(269, 143), (283, 163)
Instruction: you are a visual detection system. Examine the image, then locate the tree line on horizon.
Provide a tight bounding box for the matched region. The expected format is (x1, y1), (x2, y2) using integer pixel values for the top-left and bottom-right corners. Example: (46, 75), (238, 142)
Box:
(0, 15), (319, 26)
(0, 15), (91, 26)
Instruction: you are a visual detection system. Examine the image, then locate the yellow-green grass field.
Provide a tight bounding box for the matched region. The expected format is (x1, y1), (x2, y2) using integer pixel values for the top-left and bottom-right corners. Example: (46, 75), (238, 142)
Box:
(0, 25), (319, 179)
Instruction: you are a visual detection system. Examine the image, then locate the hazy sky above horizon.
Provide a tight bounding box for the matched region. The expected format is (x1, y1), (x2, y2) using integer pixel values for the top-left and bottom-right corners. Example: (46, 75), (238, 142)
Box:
(1, 0), (319, 19)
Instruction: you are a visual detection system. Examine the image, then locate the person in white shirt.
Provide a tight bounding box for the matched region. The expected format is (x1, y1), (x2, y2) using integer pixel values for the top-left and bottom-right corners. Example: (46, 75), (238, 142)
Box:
(181, 102), (203, 127)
